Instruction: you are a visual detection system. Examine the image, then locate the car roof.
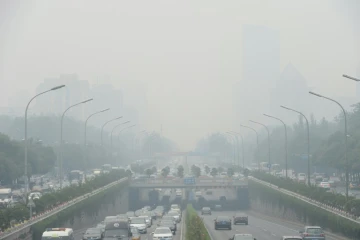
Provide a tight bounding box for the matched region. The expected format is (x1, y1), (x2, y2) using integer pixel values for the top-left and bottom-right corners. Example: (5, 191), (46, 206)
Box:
(234, 233), (253, 236)
(282, 236), (302, 239)
(217, 216), (230, 219)
(305, 226), (321, 228)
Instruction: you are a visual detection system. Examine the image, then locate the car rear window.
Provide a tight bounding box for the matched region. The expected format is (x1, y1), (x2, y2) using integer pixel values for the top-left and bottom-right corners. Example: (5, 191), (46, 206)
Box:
(217, 216), (229, 221)
(307, 228), (323, 234)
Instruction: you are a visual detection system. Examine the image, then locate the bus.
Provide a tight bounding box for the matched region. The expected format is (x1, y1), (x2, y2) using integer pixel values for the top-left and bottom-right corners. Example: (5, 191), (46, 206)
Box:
(104, 220), (131, 239)
(42, 228), (74, 240)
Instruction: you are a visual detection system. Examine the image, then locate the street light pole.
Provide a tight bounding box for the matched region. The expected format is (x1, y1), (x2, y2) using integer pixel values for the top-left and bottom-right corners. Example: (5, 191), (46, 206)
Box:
(116, 124), (136, 166)
(84, 108), (109, 178)
(226, 133), (239, 168)
(249, 120), (271, 172)
(240, 124), (259, 169)
(230, 132), (245, 169)
(280, 105), (311, 186)
(101, 116), (123, 146)
(24, 85), (65, 194)
(264, 114), (288, 178)
(60, 98), (93, 188)
(110, 121), (130, 149)
(309, 91), (349, 199)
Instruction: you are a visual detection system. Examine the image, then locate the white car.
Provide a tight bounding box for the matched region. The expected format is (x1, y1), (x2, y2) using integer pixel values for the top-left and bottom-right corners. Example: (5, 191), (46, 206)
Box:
(152, 227), (173, 240)
(129, 217), (147, 234)
(139, 215), (152, 227)
(319, 182), (331, 190)
(167, 210), (181, 222)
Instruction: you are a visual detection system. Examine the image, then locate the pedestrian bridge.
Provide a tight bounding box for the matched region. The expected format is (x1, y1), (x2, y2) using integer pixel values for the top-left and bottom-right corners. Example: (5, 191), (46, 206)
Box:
(129, 177), (248, 189)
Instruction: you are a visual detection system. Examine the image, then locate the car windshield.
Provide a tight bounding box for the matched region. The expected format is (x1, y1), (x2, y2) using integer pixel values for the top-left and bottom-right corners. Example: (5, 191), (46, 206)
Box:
(42, 237), (70, 240)
(307, 228), (323, 234)
(217, 216), (229, 221)
(234, 236), (253, 240)
(203, 207), (210, 210)
(131, 218), (145, 224)
(284, 238), (302, 240)
(168, 211), (178, 215)
(154, 228), (171, 234)
(86, 229), (100, 234)
(104, 229), (128, 238)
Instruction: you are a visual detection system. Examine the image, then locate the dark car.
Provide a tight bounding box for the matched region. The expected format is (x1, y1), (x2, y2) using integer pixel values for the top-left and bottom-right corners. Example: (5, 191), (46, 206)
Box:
(159, 221), (176, 235)
(214, 216), (232, 230)
(201, 207), (212, 215)
(214, 205), (222, 211)
(83, 228), (102, 240)
(299, 226), (325, 240)
(233, 213), (248, 225)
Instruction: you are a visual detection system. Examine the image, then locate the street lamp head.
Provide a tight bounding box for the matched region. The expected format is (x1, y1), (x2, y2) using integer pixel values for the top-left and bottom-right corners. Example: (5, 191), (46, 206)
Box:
(280, 105), (290, 110)
(82, 98), (93, 103)
(51, 85), (65, 91)
(122, 121), (130, 124)
(129, 124), (136, 128)
(343, 74), (360, 81)
(101, 108), (110, 112)
(115, 116), (123, 120)
(263, 114), (271, 117)
(309, 91), (323, 98)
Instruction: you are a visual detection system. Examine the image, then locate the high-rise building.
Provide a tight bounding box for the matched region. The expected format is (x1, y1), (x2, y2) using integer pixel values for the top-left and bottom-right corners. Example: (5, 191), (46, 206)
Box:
(234, 25), (280, 122)
(33, 74), (90, 119)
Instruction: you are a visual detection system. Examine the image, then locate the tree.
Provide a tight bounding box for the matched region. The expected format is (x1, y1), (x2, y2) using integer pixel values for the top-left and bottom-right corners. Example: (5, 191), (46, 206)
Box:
(243, 168), (250, 177)
(177, 165), (184, 178)
(161, 167), (170, 178)
(218, 167), (224, 173)
(191, 165), (201, 178)
(227, 168), (234, 177)
(151, 166), (157, 174)
(210, 168), (218, 177)
(145, 168), (153, 177)
(205, 165), (210, 175)
(125, 169), (132, 177)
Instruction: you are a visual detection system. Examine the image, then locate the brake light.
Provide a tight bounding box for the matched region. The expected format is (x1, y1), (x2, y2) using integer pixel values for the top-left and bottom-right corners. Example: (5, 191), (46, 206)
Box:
(320, 234), (325, 237)
(303, 233), (309, 236)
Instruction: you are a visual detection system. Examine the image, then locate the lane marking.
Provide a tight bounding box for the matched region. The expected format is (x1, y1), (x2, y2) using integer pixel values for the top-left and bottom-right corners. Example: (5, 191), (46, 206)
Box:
(262, 228), (268, 232)
(271, 233), (276, 236)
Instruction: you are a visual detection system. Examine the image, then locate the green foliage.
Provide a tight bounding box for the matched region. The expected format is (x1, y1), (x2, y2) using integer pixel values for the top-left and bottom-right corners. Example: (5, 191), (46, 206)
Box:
(0, 133), (56, 185)
(210, 168), (218, 177)
(177, 165), (184, 178)
(161, 166), (170, 177)
(185, 204), (211, 240)
(227, 168), (234, 177)
(191, 165), (201, 177)
(0, 169), (127, 231)
(249, 180), (360, 239)
(204, 165), (210, 175)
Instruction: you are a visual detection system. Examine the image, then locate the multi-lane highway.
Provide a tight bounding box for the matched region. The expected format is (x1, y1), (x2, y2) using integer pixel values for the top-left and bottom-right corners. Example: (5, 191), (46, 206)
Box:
(201, 210), (343, 240)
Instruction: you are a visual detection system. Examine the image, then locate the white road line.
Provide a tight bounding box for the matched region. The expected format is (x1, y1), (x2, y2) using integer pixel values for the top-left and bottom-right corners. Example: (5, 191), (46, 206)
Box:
(271, 233), (276, 236)
(262, 228), (268, 232)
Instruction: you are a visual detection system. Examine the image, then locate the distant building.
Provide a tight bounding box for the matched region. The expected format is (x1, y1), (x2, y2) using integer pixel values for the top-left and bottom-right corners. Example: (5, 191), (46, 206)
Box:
(234, 25), (280, 122)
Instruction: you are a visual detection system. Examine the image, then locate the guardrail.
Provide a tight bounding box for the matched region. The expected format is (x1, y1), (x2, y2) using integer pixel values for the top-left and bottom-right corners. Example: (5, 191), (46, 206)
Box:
(250, 176), (360, 224)
(130, 177), (248, 187)
(0, 177), (128, 240)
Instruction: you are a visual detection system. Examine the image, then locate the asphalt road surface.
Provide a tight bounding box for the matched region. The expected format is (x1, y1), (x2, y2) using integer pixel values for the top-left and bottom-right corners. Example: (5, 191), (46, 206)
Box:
(201, 210), (342, 240)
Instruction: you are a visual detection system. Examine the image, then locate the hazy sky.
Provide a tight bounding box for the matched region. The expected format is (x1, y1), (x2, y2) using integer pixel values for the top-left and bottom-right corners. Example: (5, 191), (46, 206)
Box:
(0, 0), (359, 150)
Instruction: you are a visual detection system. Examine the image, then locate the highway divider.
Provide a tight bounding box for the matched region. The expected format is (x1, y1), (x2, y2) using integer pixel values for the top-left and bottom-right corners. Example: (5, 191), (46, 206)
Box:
(0, 170), (129, 240)
(249, 177), (360, 239)
(185, 204), (211, 240)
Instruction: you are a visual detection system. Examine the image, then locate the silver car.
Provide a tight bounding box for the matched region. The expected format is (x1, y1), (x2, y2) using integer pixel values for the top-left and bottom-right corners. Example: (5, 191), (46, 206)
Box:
(299, 226), (325, 240)
(282, 237), (302, 240)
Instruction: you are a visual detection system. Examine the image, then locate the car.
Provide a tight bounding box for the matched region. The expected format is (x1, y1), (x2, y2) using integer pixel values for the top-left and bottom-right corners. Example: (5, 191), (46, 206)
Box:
(319, 182), (331, 190)
(281, 236), (302, 240)
(95, 222), (105, 235)
(214, 205), (222, 211)
(167, 210), (181, 222)
(130, 227), (141, 240)
(159, 221), (176, 235)
(229, 233), (256, 240)
(162, 215), (177, 225)
(298, 173), (306, 183)
(138, 215), (152, 227)
(201, 207), (212, 215)
(158, 219), (177, 231)
(233, 213), (248, 225)
(214, 216), (232, 230)
(299, 226), (325, 240)
(129, 217), (147, 234)
(151, 227), (173, 240)
(82, 228), (102, 240)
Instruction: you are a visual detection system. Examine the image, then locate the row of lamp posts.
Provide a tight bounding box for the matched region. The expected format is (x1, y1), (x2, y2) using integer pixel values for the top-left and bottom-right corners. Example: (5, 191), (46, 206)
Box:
(223, 74), (359, 200)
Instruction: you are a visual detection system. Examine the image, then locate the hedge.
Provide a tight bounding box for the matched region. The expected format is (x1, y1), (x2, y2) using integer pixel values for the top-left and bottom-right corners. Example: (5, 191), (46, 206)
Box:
(0, 169), (129, 231)
(249, 179), (360, 239)
(185, 204), (211, 240)
(251, 171), (360, 216)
